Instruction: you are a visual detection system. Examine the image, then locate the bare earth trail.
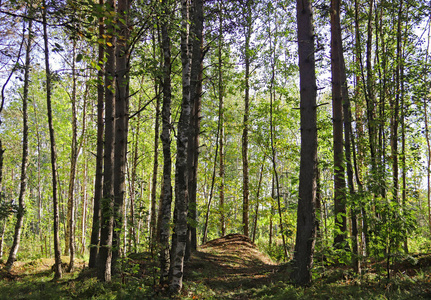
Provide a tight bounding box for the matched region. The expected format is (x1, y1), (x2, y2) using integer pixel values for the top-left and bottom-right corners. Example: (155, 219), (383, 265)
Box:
(183, 234), (283, 299)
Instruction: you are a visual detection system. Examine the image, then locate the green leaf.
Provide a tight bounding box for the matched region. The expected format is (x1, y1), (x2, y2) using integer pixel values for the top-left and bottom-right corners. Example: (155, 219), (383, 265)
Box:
(76, 53), (83, 62)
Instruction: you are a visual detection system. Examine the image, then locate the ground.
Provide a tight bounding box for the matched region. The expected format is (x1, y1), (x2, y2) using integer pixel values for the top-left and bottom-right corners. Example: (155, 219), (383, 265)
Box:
(1, 234), (431, 299)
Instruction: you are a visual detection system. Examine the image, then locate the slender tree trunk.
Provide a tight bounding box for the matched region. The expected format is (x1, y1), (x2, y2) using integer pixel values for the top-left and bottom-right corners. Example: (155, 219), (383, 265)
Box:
(292, 0), (318, 286)
(97, 0), (116, 282)
(331, 0), (347, 248)
(424, 22), (431, 237)
(0, 213), (6, 260)
(81, 158), (88, 255)
(112, 0), (131, 271)
(354, 0), (369, 255)
(426, 102), (431, 237)
(242, 1), (252, 237)
(0, 2), (27, 262)
(201, 117), (221, 244)
(43, 3), (62, 279)
(217, 0), (225, 237)
(5, 18), (32, 272)
(390, 0), (403, 205)
(268, 25), (287, 260)
(252, 163), (264, 244)
(158, 0), (173, 284)
(66, 40), (78, 272)
(129, 95), (142, 253)
(186, 0), (203, 259)
(337, 0), (359, 271)
(89, 0), (105, 268)
(150, 64), (161, 247)
(32, 101), (43, 236)
(170, 0), (192, 293)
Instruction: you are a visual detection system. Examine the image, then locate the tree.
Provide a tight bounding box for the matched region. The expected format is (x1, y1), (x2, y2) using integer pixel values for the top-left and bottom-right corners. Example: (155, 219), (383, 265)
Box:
(157, 0), (173, 285)
(241, 0), (253, 237)
(97, 0), (116, 282)
(65, 38), (78, 272)
(43, 1), (62, 280)
(4, 13), (32, 272)
(217, 0), (225, 237)
(169, 0), (192, 293)
(186, 0), (204, 259)
(89, 0), (105, 269)
(291, 0), (318, 286)
(330, 0), (347, 248)
(112, 0), (131, 270)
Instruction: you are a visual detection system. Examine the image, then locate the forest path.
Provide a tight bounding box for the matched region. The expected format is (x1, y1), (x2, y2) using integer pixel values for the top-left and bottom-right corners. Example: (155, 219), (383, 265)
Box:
(183, 234), (283, 299)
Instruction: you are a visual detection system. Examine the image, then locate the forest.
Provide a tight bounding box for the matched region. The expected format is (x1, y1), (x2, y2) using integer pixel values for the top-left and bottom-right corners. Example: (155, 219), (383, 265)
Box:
(0, 0), (431, 299)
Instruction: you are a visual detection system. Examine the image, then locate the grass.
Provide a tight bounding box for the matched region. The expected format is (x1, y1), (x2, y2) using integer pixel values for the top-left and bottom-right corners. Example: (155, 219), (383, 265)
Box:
(1, 236), (431, 299)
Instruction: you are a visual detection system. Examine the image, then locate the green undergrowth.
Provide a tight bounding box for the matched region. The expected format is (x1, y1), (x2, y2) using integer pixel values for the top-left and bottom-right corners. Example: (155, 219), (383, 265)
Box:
(1, 243), (431, 299)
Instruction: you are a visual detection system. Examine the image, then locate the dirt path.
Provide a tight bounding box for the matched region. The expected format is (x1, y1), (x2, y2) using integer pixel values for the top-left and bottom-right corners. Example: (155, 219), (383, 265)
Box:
(184, 234), (282, 299)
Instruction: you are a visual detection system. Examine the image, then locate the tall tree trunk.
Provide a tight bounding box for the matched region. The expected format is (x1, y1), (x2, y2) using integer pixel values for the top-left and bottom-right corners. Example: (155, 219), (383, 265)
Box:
(169, 0), (192, 293)
(337, 0), (359, 272)
(112, 0), (131, 271)
(292, 0), (318, 286)
(97, 0), (116, 282)
(0, 1), (28, 261)
(424, 22), (431, 238)
(242, 1), (252, 237)
(331, 0), (347, 248)
(89, 0), (105, 268)
(354, 0), (369, 255)
(268, 22), (287, 260)
(217, 0), (225, 238)
(81, 158), (88, 255)
(391, 0), (403, 204)
(66, 39), (78, 272)
(0, 143), (4, 258)
(158, 0), (173, 284)
(186, 0), (203, 259)
(5, 17), (32, 272)
(43, 2), (62, 279)
(129, 94), (142, 253)
(150, 39), (161, 246)
(426, 99), (431, 237)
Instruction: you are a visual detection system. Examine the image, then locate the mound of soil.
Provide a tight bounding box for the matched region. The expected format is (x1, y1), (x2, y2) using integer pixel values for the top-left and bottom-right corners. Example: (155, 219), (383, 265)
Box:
(183, 234), (279, 299)
(199, 233), (275, 266)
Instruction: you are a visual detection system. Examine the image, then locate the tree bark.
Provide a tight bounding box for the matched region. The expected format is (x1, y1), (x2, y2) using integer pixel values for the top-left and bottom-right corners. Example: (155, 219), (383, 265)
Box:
(66, 39), (78, 272)
(337, 0), (359, 271)
(267, 19), (287, 260)
(217, 0), (225, 238)
(252, 163), (264, 244)
(158, 0), (173, 284)
(80, 158), (88, 255)
(112, 0), (131, 271)
(424, 22), (431, 238)
(150, 55), (161, 247)
(89, 0), (105, 268)
(97, 0), (116, 282)
(331, 0), (347, 248)
(5, 17), (32, 272)
(169, 0), (192, 293)
(43, 2), (62, 279)
(186, 0), (203, 259)
(201, 114), (221, 244)
(241, 0), (252, 237)
(292, 0), (318, 286)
